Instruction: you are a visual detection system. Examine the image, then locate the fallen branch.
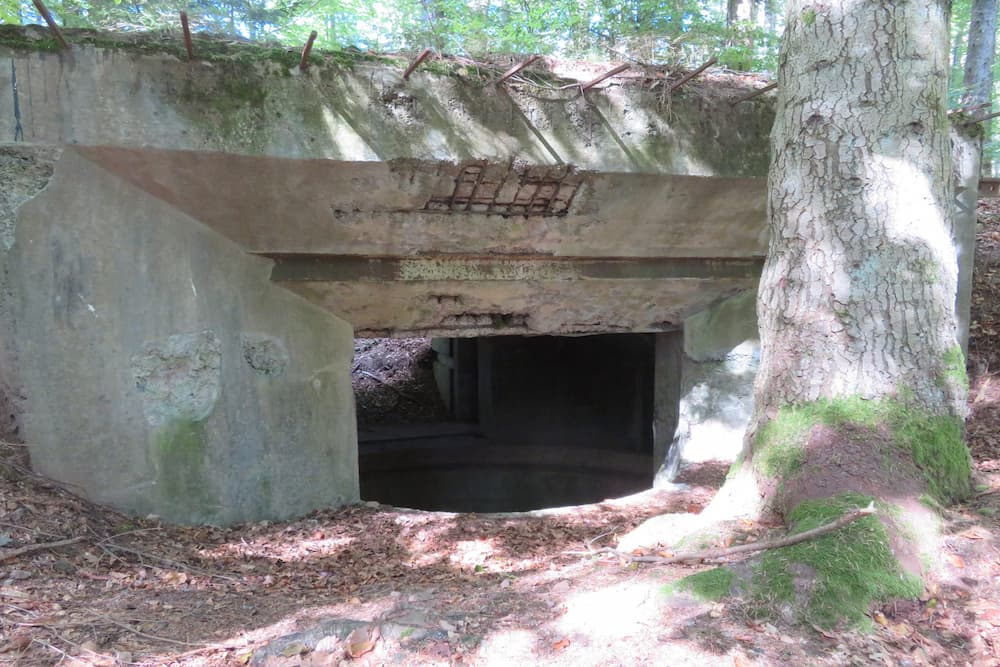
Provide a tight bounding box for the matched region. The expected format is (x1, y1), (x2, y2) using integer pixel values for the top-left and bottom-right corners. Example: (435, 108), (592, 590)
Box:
(86, 611), (224, 648)
(576, 504), (876, 565)
(100, 542), (241, 583)
(0, 536), (85, 562)
(633, 504), (875, 564)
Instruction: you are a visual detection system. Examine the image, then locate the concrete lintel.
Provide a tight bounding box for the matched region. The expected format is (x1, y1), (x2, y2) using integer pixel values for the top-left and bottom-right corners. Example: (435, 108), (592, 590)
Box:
(280, 279), (755, 337)
(73, 146), (769, 259)
(268, 255), (765, 282)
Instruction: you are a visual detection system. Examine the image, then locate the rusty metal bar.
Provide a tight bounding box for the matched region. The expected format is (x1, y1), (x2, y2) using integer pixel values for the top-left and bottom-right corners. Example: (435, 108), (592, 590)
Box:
(31, 0), (68, 50)
(668, 57), (717, 93)
(299, 30), (318, 71)
(731, 81), (777, 106)
(403, 48), (433, 80)
(579, 64), (631, 92)
(180, 12), (194, 60)
(495, 55), (542, 85)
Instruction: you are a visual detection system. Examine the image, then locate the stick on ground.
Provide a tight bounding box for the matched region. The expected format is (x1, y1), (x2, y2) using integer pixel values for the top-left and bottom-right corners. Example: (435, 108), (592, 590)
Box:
(0, 536), (86, 562)
(629, 504), (876, 565)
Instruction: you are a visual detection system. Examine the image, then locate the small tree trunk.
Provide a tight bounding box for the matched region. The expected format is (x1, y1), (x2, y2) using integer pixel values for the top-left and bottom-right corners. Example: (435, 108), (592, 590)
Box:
(961, 0), (998, 173)
(746, 0), (971, 519)
(961, 0), (998, 109)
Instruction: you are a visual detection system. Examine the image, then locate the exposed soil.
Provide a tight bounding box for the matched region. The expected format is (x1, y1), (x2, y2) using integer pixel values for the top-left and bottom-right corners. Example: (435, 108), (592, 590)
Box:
(352, 339), (446, 431)
(1, 203), (1000, 666)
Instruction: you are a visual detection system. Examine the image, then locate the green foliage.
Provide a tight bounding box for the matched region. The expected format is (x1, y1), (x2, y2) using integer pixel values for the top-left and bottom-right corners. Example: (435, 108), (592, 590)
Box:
(0, 0), (19, 24)
(3, 0), (782, 71)
(747, 493), (923, 628)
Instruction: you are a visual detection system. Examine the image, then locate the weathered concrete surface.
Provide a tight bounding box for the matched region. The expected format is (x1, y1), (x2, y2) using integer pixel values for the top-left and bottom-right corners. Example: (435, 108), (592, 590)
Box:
(282, 279), (755, 337)
(8, 148), (358, 524)
(74, 146), (769, 258)
(952, 127), (981, 356)
(72, 145), (767, 336)
(0, 29), (774, 175)
(656, 291), (760, 484)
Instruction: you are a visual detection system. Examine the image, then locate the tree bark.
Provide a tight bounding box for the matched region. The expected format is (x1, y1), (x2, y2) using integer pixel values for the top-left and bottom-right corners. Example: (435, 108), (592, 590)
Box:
(961, 0), (998, 110)
(747, 0), (970, 516)
(961, 0), (997, 174)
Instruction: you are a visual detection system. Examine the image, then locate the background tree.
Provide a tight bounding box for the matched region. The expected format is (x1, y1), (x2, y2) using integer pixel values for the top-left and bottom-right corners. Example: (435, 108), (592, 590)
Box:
(961, 0), (998, 172)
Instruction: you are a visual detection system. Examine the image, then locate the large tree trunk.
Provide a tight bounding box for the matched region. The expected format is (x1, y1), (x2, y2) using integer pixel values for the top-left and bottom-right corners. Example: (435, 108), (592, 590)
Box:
(747, 0), (973, 516)
(746, 0), (972, 539)
(624, 0), (974, 628)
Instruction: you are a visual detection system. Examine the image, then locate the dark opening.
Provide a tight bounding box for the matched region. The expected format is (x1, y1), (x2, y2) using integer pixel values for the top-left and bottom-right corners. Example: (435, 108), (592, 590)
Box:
(356, 334), (656, 512)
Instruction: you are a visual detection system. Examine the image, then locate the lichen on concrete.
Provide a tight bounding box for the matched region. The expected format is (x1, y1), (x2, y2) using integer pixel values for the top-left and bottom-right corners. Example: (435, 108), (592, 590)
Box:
(241, 333), (289, 376)
(130, 330), (222, 427)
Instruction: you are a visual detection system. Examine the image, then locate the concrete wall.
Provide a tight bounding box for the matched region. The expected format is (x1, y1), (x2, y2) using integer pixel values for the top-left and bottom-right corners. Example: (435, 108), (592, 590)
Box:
(656, 291), (760, 483)
(7, 148), (358, 524)
(0, 29), (775, 175)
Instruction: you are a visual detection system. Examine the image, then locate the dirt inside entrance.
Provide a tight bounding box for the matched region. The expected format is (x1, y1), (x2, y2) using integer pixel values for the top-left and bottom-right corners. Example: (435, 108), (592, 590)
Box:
(1, 203), (1000, 665)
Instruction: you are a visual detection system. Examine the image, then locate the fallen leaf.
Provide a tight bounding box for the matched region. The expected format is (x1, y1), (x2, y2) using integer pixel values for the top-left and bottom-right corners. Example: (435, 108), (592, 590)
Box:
(345, 625), (380, 658)
(890, 622), (912, 638)
(872, 611), (889, 626)
(279, 642), (308, 657)
(946, 554), (965, 569)
(553, 638), (571, 650)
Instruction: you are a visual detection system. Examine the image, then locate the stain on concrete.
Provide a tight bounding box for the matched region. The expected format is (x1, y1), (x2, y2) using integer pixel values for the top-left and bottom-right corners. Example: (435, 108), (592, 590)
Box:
(130, 330), (222, 427)
(152, 418), (218, 521)
(241, 333), (289, 376)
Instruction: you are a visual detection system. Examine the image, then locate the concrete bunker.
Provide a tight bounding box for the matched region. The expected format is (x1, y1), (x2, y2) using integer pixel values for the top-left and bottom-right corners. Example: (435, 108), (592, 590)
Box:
(0, 35), (972, 524)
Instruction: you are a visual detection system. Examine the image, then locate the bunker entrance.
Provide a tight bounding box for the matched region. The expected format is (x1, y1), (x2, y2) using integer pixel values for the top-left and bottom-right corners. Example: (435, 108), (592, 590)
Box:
(355, 334), (657, 513)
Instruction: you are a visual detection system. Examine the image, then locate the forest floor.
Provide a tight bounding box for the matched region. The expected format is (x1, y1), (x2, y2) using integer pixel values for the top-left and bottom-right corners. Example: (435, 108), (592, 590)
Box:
(2, 203), (1000, 666)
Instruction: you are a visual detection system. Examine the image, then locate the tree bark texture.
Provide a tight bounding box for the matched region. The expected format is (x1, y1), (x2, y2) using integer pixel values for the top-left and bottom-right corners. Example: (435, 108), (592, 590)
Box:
(961, 0), (998, 109)
(755, 0), (965, 421)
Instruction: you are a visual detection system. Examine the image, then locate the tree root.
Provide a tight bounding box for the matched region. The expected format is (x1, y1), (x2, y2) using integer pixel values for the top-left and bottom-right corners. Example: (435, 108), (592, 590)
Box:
(576, 504), (876, 565)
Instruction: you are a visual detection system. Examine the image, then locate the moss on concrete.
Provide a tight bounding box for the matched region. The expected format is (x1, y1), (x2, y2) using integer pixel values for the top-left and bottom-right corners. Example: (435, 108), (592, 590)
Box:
(746, 493), (923, 628)
(153, 419), (218, 522)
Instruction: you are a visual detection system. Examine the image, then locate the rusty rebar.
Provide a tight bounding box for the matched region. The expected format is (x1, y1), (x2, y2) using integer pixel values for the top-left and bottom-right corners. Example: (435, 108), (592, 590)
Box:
(403, 48), (433, 80)
(31, 0), (68, 50)
(300, 30), (318, 71)
(495, 55), (542, 85)
(579, 63), (631, 92)
(180, 12), (194, 60)
(731, 81), (777, 106)
(668, 57), (717, 93)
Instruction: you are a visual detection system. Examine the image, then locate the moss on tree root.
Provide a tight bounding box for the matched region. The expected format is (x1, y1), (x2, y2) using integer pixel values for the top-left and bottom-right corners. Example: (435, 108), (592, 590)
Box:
(750, 493), (923, 628)
(668, 493), (923, 628)
(753, 396), (972, 504)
